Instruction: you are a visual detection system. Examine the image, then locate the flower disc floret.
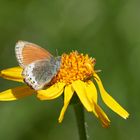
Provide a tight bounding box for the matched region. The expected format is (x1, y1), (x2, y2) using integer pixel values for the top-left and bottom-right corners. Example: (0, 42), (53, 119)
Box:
(51, 51), (96, 85)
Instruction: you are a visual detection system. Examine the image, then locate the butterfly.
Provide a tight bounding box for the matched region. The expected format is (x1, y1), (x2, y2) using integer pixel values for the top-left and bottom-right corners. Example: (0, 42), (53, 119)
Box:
(15, 41), (61, 90)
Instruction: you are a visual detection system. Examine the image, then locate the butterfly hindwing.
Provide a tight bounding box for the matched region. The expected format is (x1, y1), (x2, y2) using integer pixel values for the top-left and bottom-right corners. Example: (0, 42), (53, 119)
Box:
(22, 56), (61, 90)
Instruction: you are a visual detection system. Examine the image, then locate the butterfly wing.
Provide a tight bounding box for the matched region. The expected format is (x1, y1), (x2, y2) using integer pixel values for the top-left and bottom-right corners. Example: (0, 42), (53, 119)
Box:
(22, 56), (61, 90)
(15, 41), (52, 68)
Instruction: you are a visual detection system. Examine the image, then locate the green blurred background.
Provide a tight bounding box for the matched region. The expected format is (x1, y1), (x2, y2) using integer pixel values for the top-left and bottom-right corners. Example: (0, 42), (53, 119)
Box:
(0, 0), (139, 139)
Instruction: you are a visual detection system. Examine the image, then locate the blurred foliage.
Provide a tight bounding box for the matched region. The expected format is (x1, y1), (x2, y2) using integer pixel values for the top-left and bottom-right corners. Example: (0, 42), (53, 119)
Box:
(0, 0), (140, 139)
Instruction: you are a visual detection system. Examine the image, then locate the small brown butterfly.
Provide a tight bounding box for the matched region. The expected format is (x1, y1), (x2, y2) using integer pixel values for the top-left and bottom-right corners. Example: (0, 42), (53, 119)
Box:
(15, 41), (61, 90)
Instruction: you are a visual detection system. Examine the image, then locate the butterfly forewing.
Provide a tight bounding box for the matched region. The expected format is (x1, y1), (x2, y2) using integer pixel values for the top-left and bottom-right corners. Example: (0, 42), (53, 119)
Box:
(15, 41), (52, 67)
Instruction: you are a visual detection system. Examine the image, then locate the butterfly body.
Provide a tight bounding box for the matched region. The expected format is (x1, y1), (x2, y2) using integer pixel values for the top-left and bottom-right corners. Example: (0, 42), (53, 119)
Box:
(15, 41), (61, 90)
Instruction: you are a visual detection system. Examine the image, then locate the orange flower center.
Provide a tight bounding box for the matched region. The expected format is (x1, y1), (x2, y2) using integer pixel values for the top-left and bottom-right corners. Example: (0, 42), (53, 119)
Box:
(51, 51), (96, 85)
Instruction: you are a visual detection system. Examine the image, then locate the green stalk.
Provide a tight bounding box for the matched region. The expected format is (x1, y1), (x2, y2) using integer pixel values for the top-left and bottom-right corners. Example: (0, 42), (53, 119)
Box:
(74, 103), (88, 140)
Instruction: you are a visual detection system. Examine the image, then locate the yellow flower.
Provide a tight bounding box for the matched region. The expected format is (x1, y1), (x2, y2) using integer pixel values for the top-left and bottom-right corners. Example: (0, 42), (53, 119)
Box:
(0, 51), (129, 127)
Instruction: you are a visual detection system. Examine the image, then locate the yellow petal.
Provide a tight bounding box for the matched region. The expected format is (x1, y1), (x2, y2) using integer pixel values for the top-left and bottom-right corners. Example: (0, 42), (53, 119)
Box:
(93, 102), (110, 128)
(85, 80), (97, 103)
(94, 73), (129, 119)
(83, 81), (110, 127)
(58, 85), (74, 123)
(0, 67), (23, 82)
(0, 86), (34, 101)
(84, 81), (98, 117)
(72, 80), (93, 112)
(37, 82), (65, 100)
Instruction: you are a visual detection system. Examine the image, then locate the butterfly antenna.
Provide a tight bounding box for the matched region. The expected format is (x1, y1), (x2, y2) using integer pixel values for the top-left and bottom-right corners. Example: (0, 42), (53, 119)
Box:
(55, 49), (59, 56)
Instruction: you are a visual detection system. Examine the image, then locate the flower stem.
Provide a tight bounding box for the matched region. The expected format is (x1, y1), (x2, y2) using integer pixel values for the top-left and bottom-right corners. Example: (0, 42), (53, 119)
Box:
(74, 103), (88, 140)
